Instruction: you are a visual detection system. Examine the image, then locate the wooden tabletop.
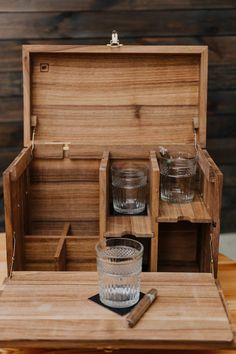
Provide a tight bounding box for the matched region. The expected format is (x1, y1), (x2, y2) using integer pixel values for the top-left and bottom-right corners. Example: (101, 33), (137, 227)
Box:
(0, 233), (235, 354)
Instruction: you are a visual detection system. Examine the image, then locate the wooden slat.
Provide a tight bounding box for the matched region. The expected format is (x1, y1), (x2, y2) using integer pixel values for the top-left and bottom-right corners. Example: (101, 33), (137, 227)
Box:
(30, 182), (99, 221)
(158, 194), (212, 223)
(31, 158), (99, 182)
(105, 215), (152, 238)
(6, 270), (214, 284)
(0, 11), (235, 39)
(0, 0), (235, 11)
(30, 220), (99, 236)
(0, 271), (232, 348)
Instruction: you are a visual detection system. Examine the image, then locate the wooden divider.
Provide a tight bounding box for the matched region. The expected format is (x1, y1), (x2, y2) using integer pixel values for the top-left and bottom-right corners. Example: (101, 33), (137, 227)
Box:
(99, 151), (109, 241)
(99, 150), (160, 271)
(54, 222), (71, 271)
(149, 151), (160, 271)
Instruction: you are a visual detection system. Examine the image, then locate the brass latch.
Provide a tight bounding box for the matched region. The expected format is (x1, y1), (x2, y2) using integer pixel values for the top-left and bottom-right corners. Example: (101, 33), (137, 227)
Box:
(107, 30), (123, 47)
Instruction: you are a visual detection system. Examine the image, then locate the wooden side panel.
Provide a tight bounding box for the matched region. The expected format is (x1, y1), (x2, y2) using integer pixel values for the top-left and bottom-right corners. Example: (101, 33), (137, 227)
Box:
(30, 52), (201, 147)
(2, 170), (14, 274)
(3, 149), (31, 273)
(198, 147), (223, 277)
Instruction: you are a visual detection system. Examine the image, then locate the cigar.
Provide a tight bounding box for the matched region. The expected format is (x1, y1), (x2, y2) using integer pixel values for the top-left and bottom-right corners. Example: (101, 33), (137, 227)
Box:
(126, 288), (158, 328)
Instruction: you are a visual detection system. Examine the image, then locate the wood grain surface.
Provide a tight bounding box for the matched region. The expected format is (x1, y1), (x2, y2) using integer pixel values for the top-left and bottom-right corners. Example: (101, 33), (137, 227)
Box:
(0, 3), (236, 234)
(0, 271), (233, 349)
(29, 51), (200, 147)
(0, 234), (236, 353)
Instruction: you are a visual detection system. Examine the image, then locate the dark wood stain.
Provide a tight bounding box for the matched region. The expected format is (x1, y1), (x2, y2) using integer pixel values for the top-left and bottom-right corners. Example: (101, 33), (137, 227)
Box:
(0, 1), (236, 232)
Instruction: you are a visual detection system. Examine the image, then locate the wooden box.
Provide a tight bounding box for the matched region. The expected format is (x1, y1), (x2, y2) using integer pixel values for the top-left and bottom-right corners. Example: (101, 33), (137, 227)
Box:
(3, 44), (223, 278)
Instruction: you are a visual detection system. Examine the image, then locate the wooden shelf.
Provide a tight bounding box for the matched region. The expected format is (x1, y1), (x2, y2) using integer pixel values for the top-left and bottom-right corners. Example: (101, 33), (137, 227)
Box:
(157, 194), (212, 223)
(104, 215), (153, 238)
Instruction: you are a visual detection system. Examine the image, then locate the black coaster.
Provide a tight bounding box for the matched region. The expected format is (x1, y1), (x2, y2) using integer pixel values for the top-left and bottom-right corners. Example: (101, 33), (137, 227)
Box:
(89, 292), (145, 316)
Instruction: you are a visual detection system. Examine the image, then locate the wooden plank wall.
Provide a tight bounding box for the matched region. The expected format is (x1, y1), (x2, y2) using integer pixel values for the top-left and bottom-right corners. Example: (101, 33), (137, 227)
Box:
(0, 0), (236, 232)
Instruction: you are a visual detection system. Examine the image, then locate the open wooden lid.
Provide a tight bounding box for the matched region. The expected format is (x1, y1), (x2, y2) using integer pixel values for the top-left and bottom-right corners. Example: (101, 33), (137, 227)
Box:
(23, 45), (208, 151)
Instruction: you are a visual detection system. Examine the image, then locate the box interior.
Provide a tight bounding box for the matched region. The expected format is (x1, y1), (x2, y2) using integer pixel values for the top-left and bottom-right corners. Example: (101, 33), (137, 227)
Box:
(8, 146), (216, 274)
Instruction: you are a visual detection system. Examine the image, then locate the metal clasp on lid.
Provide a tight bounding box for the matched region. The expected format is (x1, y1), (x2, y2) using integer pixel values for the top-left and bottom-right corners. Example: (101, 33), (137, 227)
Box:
(107, 30), (123, 47)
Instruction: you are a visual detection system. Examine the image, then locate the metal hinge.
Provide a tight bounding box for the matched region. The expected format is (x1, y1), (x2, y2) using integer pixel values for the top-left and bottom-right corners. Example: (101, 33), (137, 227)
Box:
(107, 30), (123, 47)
